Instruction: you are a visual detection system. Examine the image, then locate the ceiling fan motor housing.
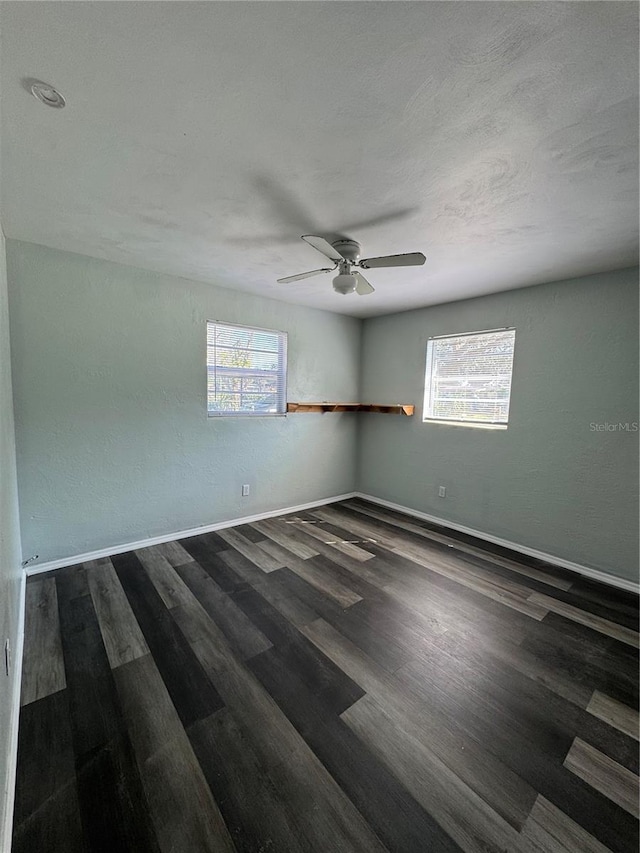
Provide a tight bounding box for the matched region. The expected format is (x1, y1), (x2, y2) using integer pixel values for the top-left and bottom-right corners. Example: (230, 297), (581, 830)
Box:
(331, 239), (361, 262)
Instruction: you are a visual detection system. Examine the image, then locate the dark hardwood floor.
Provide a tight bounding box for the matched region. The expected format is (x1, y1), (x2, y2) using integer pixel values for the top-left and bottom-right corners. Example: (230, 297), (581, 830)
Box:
(13, 498), (640, 852)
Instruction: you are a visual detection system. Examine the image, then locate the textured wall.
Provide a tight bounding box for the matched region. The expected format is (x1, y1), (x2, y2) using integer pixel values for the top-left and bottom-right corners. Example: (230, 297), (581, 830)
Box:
(0, 231), (22, 845)
(6, 240), (639, 584)
(7, 241), (360, 565)
(357, 267), (639, 582)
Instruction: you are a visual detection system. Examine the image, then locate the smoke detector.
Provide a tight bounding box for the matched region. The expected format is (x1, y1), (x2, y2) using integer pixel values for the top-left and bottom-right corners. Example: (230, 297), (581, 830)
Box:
(28, 79), (66, 108)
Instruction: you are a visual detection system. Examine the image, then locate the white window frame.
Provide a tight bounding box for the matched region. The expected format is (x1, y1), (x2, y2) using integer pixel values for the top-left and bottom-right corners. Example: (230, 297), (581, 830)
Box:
(423, 327), (516, 429)
(206, 320), (288, 417)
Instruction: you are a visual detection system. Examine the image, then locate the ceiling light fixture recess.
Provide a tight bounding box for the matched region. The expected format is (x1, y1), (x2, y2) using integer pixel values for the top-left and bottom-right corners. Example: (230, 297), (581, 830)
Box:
(28, 79), (65, 108)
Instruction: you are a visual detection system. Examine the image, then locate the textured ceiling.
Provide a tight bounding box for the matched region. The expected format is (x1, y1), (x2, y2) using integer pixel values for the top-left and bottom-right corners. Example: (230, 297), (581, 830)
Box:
(1, 1), (638, 318)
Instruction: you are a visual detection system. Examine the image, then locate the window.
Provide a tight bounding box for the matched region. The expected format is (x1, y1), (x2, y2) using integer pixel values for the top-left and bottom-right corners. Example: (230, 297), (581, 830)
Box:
(423, 328), (516, 428)
(206, 321), (287, 416)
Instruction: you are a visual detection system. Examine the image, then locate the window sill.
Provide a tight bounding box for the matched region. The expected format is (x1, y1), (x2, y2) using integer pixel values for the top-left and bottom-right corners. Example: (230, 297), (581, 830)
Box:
(208, 412), (286, 418)
(422, 419), (508, 430)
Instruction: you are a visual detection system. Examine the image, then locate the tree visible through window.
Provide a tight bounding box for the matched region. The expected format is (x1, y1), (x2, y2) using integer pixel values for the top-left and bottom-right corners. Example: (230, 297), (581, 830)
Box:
(423, 328), (516, 427)
(207, 322), (287, 416)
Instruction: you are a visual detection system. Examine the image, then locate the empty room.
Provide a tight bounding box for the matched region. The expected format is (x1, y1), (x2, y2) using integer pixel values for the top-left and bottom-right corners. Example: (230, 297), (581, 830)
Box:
(0, 2), (638, 852)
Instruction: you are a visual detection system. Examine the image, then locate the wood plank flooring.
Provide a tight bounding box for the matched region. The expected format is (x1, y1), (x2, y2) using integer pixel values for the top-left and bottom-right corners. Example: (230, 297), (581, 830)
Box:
(13, 498), (640, 853)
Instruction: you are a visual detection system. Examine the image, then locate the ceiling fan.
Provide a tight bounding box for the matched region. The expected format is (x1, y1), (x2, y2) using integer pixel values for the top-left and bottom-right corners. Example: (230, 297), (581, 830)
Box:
(277, 235), (426, 296)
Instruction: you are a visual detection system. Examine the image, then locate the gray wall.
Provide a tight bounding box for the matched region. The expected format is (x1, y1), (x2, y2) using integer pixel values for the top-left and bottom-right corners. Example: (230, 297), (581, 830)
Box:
(357, 267), (639, 583)
(6, 239), (638, 585)
(7, 240), (360, 565)
(0, 231), (22, 846)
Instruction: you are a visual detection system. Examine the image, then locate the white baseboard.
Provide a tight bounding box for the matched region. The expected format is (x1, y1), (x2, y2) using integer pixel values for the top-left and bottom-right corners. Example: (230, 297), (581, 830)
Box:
(2, 569), (26, 853)
(354, 492), (640, 595)
(23, 488), (640, 594)
(26, 493), (359, 577)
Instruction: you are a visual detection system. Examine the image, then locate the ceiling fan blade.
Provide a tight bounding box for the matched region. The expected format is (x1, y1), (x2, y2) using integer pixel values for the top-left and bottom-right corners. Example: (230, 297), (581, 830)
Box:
(277, 268), (334, 284)
(301, 235), (345, 262)
(359, 252), (426, 269)
(354, 272), (375, 296)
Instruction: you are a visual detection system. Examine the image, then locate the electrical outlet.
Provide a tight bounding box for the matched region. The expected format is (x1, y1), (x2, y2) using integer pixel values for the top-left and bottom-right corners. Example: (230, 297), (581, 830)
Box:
(242, 484), (250, 497)
(438, 485), (446, 498)
(4, 639), (10, 677)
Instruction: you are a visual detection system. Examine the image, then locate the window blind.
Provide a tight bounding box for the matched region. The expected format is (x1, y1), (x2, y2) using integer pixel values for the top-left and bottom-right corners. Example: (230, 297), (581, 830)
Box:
(424, 328), (516, 425)
(206, 321), (287, 416)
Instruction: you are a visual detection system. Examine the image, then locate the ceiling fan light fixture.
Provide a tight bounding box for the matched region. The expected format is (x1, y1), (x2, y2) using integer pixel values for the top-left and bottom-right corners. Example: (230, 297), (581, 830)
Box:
(332, 272), (357, 295)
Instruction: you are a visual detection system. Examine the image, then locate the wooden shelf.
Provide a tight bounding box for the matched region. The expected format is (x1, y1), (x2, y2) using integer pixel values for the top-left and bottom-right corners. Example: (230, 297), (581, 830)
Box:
(359, 404), (415, 416)
(287, 402), (414, 416)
